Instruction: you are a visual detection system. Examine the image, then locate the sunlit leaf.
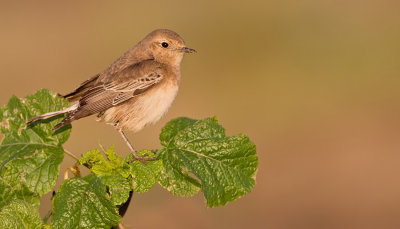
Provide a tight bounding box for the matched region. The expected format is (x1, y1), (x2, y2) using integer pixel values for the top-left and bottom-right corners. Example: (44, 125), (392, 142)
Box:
(0, 200), (42, 229)
(158, 117), (258, 207)
(79, 146), (130, 178)
(128, 150), (163, 193)
(52, 175), (121, 229)
(0, 89), (71, 196)
(99, 174), (131, 206)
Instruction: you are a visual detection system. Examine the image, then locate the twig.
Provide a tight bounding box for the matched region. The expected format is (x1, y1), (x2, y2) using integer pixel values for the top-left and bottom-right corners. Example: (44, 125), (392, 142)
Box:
(98, 142), (107, 154)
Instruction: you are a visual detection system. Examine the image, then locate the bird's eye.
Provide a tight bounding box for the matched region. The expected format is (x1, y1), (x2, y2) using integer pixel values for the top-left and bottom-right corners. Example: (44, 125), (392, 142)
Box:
(161, 42), (169, 48)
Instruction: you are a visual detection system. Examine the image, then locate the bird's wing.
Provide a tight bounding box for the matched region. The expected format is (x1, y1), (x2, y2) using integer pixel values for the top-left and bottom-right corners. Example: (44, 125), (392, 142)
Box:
(74, 61), (163, 116)
(105, 72), (162, 105)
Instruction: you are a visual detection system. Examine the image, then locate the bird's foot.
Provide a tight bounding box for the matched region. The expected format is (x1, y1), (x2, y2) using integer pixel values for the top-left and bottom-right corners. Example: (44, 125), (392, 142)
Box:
(130, 152), (158, 164)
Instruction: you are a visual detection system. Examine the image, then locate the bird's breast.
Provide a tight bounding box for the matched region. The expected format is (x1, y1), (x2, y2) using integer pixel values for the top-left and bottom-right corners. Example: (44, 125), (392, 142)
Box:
(100, 80), (179, 132)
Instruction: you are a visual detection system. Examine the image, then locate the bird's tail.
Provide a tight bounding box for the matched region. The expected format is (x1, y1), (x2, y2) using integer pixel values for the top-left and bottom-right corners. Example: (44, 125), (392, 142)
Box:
(27, 104), (78, 129)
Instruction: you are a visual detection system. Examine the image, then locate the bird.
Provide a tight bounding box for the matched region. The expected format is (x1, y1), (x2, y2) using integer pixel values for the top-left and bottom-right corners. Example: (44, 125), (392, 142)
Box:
(27, 29), (196, 162)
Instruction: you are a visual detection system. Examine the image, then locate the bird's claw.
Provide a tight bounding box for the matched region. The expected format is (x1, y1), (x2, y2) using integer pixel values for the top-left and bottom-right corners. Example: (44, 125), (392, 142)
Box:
(129, 154), (158, 164)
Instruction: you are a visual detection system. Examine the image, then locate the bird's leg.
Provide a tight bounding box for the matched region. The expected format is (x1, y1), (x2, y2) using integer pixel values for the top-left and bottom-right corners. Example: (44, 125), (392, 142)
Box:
(118, 129), (138, 157)
(117, 129), (158, 163)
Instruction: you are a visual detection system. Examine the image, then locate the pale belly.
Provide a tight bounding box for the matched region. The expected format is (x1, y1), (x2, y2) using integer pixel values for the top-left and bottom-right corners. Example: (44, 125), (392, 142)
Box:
(99, 82), (179, 132)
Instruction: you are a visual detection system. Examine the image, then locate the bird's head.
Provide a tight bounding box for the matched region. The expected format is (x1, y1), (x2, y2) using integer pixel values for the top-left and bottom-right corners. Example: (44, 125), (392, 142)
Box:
(142, 29), (196, 66)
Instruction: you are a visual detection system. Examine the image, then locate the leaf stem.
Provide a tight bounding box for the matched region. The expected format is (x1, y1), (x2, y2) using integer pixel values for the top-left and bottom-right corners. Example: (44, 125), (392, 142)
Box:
(64, 149), (80, 161)
(42, 209), (52, 223)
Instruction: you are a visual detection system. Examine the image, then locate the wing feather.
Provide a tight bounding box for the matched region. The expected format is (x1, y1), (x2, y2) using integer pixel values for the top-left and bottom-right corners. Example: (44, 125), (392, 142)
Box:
(74, 72), (162, 120)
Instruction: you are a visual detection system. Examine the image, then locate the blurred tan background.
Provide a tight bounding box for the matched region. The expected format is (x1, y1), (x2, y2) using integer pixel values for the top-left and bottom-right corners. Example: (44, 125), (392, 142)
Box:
(1, 0), (400, 228)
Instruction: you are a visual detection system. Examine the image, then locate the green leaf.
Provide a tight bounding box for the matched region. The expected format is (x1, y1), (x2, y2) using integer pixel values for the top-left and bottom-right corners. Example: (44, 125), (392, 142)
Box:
(79, 146), (130, 178)
(157, 148), (201, 197)
(158, 117), (258, 207)
(158, 117), (202, 196)
(128, 150), (163, 193)
(0, 89), (71, 147)
(0, 89), (71, 197)
(0, 200), (42, 229)
(80, 147), (134, 205)
(99, 174), (131, 206)
(52, 175), (121, 229)
(2, 147), (64, 196)
(0, 177), (39, 209)
(159, 117), (197, 146)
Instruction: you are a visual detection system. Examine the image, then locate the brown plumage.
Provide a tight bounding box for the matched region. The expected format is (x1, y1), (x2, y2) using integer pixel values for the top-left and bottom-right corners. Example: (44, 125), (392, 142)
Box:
(28, 29), (195, 161)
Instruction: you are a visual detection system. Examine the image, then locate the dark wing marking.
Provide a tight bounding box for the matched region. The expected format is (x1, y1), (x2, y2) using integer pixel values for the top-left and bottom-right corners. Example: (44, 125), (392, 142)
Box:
(104, 72), (162, 91)
(111, 75), (162, 105)
(112, 92), (134, 105)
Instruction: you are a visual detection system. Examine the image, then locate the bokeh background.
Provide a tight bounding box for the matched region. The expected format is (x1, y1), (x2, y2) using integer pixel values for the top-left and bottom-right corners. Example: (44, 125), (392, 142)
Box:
(1, 1), (400, 228)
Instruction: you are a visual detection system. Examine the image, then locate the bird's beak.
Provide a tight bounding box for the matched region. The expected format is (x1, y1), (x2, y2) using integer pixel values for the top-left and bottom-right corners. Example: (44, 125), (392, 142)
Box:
(181, 47), (196, 53)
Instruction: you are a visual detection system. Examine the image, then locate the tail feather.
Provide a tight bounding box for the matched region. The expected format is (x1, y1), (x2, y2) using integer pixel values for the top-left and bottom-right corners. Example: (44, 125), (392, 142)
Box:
(27, 104), (78, 129)
(27, 110), (68, 125)
(53, 116), (73, 130)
